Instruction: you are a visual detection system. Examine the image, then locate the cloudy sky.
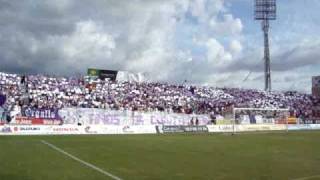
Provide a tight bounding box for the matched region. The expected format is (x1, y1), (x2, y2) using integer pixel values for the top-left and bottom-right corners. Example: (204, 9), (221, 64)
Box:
(0, 0), (319, 93)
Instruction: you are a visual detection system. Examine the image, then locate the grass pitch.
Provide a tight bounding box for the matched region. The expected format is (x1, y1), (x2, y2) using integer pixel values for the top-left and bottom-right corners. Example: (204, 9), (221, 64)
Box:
(1, 131), (320, 180)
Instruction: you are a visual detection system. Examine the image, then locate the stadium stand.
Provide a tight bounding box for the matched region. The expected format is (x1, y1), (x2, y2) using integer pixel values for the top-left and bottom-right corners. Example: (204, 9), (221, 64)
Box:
(0, 71), (319, 123)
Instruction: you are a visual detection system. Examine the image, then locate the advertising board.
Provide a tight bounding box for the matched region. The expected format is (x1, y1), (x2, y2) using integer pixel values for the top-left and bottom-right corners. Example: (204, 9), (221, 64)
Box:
(15, 116), (62, 125)
(0, 126), (12, 134)
(49, 125), (81, 134)
(161, 126), (185, 133)
(207, 124), (286, 133)
(310, 124), (320, 129)
(87, 68), (118, 81)
(216, 119), (232, 125)
(4, 125), (51, 135)
(161, 125), (208, 133)
(207, 125), (234, 132)
(0, 125), (157, 135)
(288, 124), (320, 131)
(236, 124), (286, 131)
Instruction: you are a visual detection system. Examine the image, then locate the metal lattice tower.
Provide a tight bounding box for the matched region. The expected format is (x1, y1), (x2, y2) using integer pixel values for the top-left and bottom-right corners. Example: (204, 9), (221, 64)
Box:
(254, 0), (276, 92)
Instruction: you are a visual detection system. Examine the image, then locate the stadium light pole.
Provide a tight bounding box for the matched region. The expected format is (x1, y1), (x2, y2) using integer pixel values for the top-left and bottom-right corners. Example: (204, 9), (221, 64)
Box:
(254, 0), (277, 92)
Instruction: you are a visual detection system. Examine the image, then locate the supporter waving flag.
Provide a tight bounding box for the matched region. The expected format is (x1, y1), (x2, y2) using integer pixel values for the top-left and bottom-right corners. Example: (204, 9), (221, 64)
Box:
(0, 94), (6, 107)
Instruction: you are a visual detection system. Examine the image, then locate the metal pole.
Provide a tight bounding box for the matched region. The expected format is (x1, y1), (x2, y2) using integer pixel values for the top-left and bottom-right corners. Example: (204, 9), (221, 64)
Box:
(262, 20), (271, 92)
(232, 107), (236, 135)
(286, 111), (289, 133)
(255, 0), (276, 92)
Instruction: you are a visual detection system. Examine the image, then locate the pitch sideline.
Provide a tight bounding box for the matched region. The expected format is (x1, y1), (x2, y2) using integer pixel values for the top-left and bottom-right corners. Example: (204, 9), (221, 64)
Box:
(41, 140), (122, 180)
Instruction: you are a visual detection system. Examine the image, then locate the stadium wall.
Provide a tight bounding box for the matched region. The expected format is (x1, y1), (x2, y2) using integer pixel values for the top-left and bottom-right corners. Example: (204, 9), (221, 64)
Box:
(0, 125), (157, 135)
(288, 124), (320, 131)
(2, 124), (320, 135)
(206, 124), (287, 132)
(2, 107), (320, 135)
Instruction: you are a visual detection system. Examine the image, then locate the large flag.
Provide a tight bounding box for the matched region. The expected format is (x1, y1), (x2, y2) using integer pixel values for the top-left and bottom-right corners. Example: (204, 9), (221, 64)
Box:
(88, 68), (146, 82)
(0, 94), (6, 106)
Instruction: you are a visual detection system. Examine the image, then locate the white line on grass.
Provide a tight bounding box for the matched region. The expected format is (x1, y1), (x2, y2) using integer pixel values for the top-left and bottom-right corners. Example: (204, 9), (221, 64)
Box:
(41, 140), (122, 180)
(291, 174), (320, 180)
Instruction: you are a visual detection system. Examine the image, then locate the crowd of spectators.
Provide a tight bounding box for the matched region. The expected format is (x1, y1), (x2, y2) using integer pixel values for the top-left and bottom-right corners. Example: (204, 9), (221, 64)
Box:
(0, 72), (319, 119)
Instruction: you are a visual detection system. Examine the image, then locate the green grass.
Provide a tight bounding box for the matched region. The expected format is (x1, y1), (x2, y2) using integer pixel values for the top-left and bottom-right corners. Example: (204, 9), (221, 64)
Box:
(1, 131), (320, 180)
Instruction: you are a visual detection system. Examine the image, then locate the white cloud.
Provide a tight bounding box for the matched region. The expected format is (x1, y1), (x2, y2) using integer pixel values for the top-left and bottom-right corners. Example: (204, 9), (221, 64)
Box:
(206, 38), (233, 66)
(62, 21), (116, 59)
(210, 14), (243, 35)
(0, 0), (268, 90)
(229, 40), (242, 55)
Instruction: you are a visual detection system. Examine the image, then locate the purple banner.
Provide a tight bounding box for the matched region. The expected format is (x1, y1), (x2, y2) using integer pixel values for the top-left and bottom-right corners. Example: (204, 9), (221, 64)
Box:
(22, 107), (61, 120)
(0, 95), (6, 106)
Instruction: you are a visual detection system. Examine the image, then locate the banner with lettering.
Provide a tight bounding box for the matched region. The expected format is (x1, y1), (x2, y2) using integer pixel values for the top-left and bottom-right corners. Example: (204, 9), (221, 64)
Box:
(59, 108), (211, 126)
(21, 107), (61, 120)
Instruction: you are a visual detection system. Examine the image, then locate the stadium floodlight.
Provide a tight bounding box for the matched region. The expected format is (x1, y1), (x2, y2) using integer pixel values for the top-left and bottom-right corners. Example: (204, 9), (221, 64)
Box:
(255, 0), (276, 20)
(254, 0), (277, 92)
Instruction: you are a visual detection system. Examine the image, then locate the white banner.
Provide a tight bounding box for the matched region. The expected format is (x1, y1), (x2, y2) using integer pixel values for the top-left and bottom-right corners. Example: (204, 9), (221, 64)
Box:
(82, 125), (156, 135)
(58, 108), (211, 126)
(116, 71), (146, 83)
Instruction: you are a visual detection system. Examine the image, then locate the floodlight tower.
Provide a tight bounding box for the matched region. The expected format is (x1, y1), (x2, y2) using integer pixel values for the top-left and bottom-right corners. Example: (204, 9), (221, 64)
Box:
(254, 0), (276, 92)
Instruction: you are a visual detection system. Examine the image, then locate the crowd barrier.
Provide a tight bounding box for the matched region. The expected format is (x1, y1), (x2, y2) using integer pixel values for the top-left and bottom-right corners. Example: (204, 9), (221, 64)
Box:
(1, 124), (320, 135)
(1, 107), (320, 135)
(206, 124), (320, 132)
(158, 125), (209, 133)
(15, 116), (62, 125)
(287, 124), (320, 131)
(0, 125), (157, 135)
(207, 124), (287, 132)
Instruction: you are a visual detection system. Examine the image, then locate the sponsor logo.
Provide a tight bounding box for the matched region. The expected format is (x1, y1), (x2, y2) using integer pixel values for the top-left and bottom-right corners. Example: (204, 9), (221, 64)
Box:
(122, 126), (134, 133)
(42, 120), (62, 125)
(0, 126), (12, 133)
(162, 126), (184, 133)
(84, 126), (97, 134)
(218, 125), (233, 131)
(11, 126), (41, 132)
(52, 127), (79, 132)
(15, 117), (62, 125)
(245, 126), (270, 130)
(162, 125), (208, 133)
(20, 127), (41, 131)
(15, 118), (33, 125)
(288, 125), (313, 130)
(184, 126), (208, 132)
